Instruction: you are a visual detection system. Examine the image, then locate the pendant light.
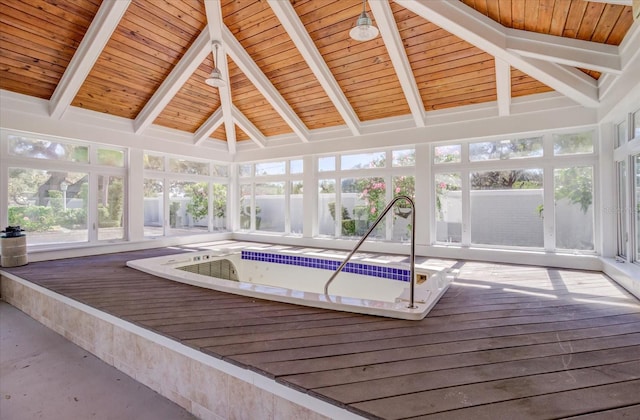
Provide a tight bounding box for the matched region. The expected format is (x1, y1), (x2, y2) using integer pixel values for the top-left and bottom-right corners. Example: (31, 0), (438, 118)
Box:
(205, 42), (225, 87)
(349, 0), (378, 41)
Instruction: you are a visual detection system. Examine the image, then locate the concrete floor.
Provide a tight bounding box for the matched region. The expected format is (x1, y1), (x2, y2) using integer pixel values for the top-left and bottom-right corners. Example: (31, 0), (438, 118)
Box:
(0, 302), (196, 420)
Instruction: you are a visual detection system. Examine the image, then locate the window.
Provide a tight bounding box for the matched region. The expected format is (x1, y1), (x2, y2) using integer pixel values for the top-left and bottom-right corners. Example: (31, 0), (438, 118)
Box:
(318, 179), (336, 236)
(5, 134), (127, 247)
(143, 178), (164, 237)
(617, 161), (628, 259)
(635, 155), (640, 263)
(343, 177), (386, 238)
(97, 175), (125, 241)
(470, 138), (543, 161)
(318, 156), (335, 172)
(235, 159), (303, 234)
(255, 161), (286, 176)
(290, 180), (303, 235)
(434, 145), (461, 164)
(255, 182), (285, 232)
(8, 168), (89, 246)
(470, 169), (544, 247)
(143, 152), (228, 237)
(616, 121), (628, 149)
(554, 167), (594, 250)
(341, 152), (385, 170)
(392, 175), (414, 242)
(435, 173), (462, 244)
(553, 131), (594, 155)
(9, 136), (89, 163)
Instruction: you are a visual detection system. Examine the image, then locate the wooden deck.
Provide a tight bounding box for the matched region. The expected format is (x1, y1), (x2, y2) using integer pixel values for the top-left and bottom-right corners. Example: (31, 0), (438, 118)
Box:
(3, 245), (640, 419)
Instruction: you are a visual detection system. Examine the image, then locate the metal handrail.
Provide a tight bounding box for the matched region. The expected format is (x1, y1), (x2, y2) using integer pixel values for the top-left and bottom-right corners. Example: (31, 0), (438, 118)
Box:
(323, 195), (417, 309)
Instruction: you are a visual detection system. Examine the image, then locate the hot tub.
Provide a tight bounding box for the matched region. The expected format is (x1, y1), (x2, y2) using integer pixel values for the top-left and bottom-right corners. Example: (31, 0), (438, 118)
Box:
(127, 248), (454, 320)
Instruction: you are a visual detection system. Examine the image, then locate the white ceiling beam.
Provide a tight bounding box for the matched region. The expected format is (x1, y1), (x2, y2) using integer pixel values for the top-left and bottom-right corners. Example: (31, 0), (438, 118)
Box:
(369, 0), (426, 127)
(267, 0), (362, 136)
(395, 0), (600, 108)
(204, 0), (236, 154)
(49, 0), (130, 119)
(134, 30), (211, 134)
(495, 58), (511, 116)
(222, 26), (311, 143)
(193, 108), (223, 145)
(233, 105), (267, 148)
(506, 28), (622, 74)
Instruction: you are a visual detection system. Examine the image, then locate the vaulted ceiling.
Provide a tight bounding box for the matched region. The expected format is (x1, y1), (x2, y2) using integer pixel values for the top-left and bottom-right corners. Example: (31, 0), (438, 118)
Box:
(0, 0), (637, 154)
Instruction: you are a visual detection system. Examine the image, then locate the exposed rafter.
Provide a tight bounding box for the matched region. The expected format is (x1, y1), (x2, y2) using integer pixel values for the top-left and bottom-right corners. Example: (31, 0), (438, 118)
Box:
(193, 108), (223, 146)
(268, 0), (362, 136)
(204, 0), (236, 154)
(395, 0), (601, 108)
(233, 105), (266, 148)
(506, 28), (622, 74)
(369, 0), (425, 127)
(222, 26), (311, 143)
(48, 0), (130, 119)
(134, 30), (212, 134)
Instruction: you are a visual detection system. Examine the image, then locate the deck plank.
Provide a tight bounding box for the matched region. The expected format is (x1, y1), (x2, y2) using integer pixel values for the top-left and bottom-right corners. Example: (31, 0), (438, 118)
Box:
(3, 243), (640, 419)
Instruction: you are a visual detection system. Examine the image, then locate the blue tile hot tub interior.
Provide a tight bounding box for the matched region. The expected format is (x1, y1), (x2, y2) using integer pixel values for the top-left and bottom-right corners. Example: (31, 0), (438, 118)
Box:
(241, 250), (410, 282)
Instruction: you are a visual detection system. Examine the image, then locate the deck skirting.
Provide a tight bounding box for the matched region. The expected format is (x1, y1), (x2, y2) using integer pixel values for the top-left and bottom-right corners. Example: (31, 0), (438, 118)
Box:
(0, 272), (357, 420)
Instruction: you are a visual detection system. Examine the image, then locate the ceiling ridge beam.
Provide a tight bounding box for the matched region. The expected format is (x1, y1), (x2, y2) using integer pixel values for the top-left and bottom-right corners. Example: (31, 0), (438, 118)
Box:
(232, 105), (266, 148)
(267, 0), (362, 136)
(222, 26), (311, 143)
(134, 30), (211, 134)
(204, 0), (235, 154)
(48, 0), (130, 119)
(395, 0), (600, 108)
(369, 0), (425, 127)
(505, 28), (621, 74)
(193, 108), (223, 145)
(495, 58), (511, 116)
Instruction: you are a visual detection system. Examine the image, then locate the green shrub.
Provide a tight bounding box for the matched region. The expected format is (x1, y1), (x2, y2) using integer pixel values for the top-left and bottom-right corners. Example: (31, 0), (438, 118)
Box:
(8, 206), (54, 232)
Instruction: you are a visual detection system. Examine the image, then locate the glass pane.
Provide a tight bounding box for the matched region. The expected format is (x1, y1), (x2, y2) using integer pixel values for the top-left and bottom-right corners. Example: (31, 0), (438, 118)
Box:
(341, 152), (386, 170)
(144, 179), (164, 237)
(435, 173), (462, 244)
(634, 110), (640, 139)
(8, 136), (89, 163)
(98, 149), (125, 167)
(617, 161), (628, 258)
(8, 168), (88, 245)
(290, 180), (303, 235)
(97, 175), (125, 241)
(616, 121), (628, 148)
(144, 154), (164, 171)
(239, 183), (252, 230)
(213, 165), (228, 177)
(255, 182), (285, 232)
(434, 145), (461, 164)
(255, 161), (286, 176)
(212, 183), (227, 231)
(554, 167), (594, 251)
(553, 131), (594, 155)
(470, 169), (544, 247)
(392, 149), (415, 167)
(635, 155), (640, 262)
(318, 179), (336, 236)
(169, 158), (209, 176)
(392, 176), (414, 242)
(290, 159), (303, 174)
(342, 177), (386, 238)
(318, 156), (335, 172)
(169, 181), (208, 234)
(470, 138), (542, 161)
(238, 164), (252, 177)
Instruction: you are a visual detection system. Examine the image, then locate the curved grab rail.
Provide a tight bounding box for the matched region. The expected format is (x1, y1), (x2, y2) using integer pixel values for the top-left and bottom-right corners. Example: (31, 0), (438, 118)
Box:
(323, 195), (417, 309)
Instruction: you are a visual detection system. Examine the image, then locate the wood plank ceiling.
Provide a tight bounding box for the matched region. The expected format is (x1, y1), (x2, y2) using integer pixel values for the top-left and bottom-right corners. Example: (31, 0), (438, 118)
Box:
(0, 0), (635, 152)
